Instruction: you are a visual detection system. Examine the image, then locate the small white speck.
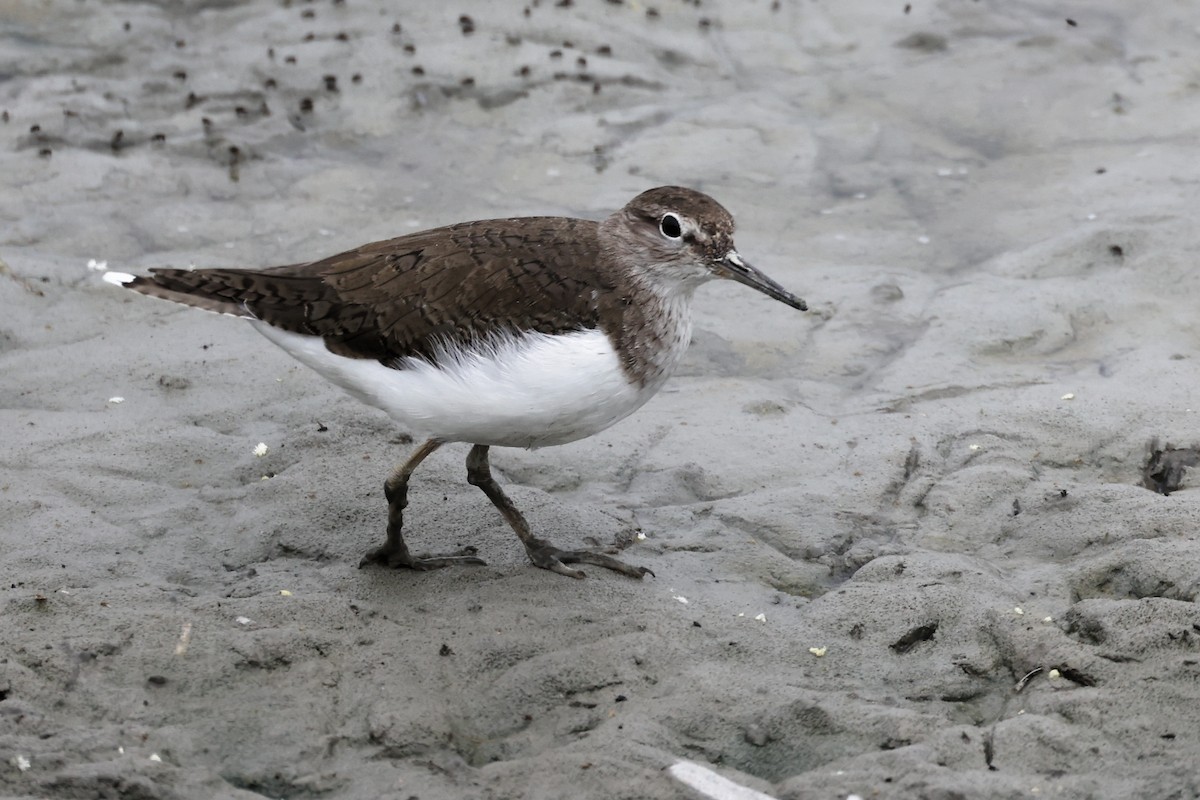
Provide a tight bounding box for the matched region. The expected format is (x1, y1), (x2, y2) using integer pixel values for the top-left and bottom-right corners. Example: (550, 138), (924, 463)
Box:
(1061, 392), (1075, 400)
(916, 235), (931, 244)
(253, 442), (268, 457)
(809, 646), (827, 657)
(1018, 708), (1026, 715)
(86, 258), (108, 271)
(819, 208), (834, 215)
(546, 167), (561, 177)
(175, 622), (192, 656)
(318, 228), (332, 236)
(848, 795), (865, 800)
(177, 225), (189, 233)
(1042, 616), (1054, 623)
(668, 760), (781, 800)
(108, 396), (125, 404)
(1048, 668), (1061, 679)
(936, 167), (954, 177)
(149, 753), (162, 763)
(1014, 607), (1024, 615)
(118, 746), (125, 754)
(15, 755), (31, 772)
(235, 616), (253, 625)
(57, 589), (71, 595)
(636, 532), (646, 540)
(754, 613), (766, 622)
(223, 242), (235, 249)
(1086, 213), (1097, 220)
(280, 589), (293, 597)
(405, 218), (422, 228)
(968, 443), (981, 451)
(672, 595), (688, 604)
(854, 192), (867, 199)
(834, 234), (846, 241)
(736, 612), (745, 617)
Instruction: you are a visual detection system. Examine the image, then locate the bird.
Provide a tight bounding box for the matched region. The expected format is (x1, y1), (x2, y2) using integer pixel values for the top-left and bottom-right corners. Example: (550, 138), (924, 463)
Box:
(104, 186), (807, 579)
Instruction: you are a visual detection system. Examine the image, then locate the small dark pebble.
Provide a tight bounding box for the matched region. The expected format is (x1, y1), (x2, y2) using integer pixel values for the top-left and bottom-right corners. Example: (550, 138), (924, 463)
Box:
(1066, 18), (1077, 27)
(172, 69), (187, 81)
(592, 81), (601, 94)
(201, 117), (212, 130)
(351, 72), (362, 84)
(38, 148), (51, 158)
(517, 65), (531, 77)
(335, 31), (349, 41)
(175, 39), (186, 48)
(646, 7), (659, 17)
(264, 77), (277, 89)
(151, 132), (165, 142)
(549, 49), (562, 59)
(411, 65), (425, 75)
(439, 643), (454, 656)
(460, 77), (475, 86)
(403, 43), (416, 54)
(576, 56), (587, 68)
(597, 44), (612, 56)
(317, 423), (328, 432)
(903, 3), (911, 11)
(303, 32), (315, 41)
(1095, 167), (1106, 174)
(123, 21), (130, 31)
(285, 55), (297, 64)
(267, 47), (275, 59)
(110, 129), (124, 151)
(562, 40), (574, 48)
(301, 8), (314, 17)
(459, 14), (475, 34)
(615, 694), (627, 702)
(300, 97), (313, 112)
(235, 105), (247, 117)
(391, 22), (402, 33)
(186, 92), (202, 109)
(556, 0), (573, 6)
(324, 74), (338, 91)
(692, 620), (702, 627)
(30, 124), (40, 133)
(1, 110), (8, 123)
(698, 16), (711, 28)
(1109, 244), (1124, 257)
(147, 675), (168, 686)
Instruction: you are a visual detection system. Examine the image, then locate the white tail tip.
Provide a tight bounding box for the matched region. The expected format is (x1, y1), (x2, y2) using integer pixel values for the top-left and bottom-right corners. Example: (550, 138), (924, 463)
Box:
(103, 271), (136, 286)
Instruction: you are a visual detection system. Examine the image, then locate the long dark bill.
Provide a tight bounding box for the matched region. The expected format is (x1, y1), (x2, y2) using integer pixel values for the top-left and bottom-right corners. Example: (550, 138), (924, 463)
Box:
(717, 251), (807, 311)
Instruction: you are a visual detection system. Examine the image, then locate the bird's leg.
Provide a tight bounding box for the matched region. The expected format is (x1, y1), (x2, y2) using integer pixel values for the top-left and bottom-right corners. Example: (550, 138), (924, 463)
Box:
(360, 438), (486, 570)
(465, 444), (652, 580)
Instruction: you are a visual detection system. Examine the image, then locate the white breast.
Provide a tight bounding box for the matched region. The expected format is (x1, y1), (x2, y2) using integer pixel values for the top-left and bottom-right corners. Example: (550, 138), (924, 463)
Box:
(251, 323), (660, 448)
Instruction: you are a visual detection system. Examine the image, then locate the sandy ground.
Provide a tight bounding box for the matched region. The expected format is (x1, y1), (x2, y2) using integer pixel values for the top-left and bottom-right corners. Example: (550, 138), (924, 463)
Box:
(3, 1), (1200, 798)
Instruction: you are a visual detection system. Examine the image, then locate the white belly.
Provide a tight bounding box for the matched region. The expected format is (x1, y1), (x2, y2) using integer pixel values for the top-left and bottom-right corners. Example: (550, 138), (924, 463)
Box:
(251, 323), (657, 448)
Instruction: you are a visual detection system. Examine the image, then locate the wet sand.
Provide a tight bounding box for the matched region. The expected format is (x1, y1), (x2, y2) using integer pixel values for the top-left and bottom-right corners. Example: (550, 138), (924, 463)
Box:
(3, 1), (1200, 798)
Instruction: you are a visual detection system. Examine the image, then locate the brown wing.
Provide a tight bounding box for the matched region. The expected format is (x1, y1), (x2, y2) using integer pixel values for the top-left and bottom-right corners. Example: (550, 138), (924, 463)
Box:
(125, 217), (618, 366)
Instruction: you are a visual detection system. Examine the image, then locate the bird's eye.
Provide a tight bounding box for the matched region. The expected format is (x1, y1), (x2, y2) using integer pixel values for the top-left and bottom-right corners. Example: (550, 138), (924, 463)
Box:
(659, 213), (683, 240)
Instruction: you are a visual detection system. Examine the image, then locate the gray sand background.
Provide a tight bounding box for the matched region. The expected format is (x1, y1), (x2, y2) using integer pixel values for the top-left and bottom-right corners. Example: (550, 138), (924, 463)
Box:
(4, 1), (1200, 798)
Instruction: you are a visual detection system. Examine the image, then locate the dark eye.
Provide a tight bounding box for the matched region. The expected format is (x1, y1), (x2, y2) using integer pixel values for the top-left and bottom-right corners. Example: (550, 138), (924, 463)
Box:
(659, 213), (682, 239)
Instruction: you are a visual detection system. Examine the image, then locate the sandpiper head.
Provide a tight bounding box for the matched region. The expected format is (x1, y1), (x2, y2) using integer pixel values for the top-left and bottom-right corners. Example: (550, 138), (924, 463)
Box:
(605, 186), (807, 311)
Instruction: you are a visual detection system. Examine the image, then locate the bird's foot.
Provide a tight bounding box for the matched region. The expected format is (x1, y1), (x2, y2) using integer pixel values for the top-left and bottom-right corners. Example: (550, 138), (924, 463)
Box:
(523, 540), (654, 580)
(359, 542), (486, 570)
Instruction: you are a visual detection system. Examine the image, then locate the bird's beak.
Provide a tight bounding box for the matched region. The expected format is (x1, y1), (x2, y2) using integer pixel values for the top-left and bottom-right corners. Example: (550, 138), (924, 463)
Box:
(716, 251), (807, 311)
